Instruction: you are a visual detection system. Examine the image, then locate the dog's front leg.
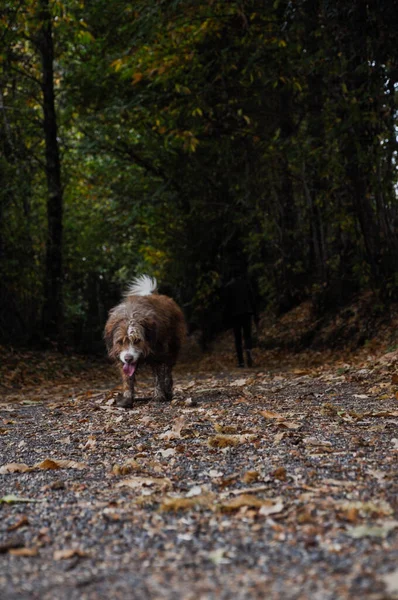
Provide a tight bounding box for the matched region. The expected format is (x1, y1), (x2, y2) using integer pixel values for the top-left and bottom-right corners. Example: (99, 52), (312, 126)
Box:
(118, 373), (135, 408)
(153, 364), (173, 402)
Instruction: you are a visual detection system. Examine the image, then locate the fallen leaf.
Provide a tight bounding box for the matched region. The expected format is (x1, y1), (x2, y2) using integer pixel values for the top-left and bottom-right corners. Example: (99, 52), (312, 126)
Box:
(260, 410), (284, 420)
(208, 548), (230, 564)
(214, 423), (238, 434)
(36, 459), (87, 471)
(321, 478), (356, 488)
(159, 416), (186, 441)
(186, 485), (203, 497)
(337, 500), (393, 518)
(242, 471), (260, 484)
(160, 494), (214, 512)
(53, 548), (90, 560)
(219, 494), (266, 512)
(0, 459), (87, 474)
(112, 459), (141, 476)
(116, 476), (172, 492)
(83, 435), (97, 450)
(229, 484), (271, 495)
(346, 520), (398, 539)
(271, 467), (287, 481)
(9, 547), (38, 557)
(157, 448), (176, 458)
(0, 463), (31, 474)
(258, 500), (284, 517)
(303, 437), (332, 447)
(381, 569), (398, 594)
(207, 434), (257, 448)
(367, 469), (387, 483)
(277, 421), (301, 430)
(7, 516), (29, 531)
(209, 469), (223, 478)
(0, 494), (43, 504)
(230, 378), (248, 387)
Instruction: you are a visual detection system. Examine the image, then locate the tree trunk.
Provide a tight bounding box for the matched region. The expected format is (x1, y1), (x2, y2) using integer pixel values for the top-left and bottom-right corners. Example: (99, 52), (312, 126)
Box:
(37, 0), (64, 341)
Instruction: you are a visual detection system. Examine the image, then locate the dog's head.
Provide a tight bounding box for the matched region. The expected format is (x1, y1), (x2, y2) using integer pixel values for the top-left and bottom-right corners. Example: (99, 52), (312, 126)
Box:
(105, 315), (155, 377)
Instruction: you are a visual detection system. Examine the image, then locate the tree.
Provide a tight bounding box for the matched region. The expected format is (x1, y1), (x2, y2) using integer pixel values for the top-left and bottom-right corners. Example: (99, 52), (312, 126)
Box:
(36, 0), (64, 340)
(1, 0), (397, 349)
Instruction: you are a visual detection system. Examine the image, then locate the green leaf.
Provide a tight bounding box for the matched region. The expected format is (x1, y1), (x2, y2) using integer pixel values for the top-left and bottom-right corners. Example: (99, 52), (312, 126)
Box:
(0, 494), (44, 504)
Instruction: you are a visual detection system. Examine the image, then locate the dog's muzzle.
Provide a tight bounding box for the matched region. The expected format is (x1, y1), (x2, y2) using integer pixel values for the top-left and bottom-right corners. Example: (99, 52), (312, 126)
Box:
(120, 349), (140, 377)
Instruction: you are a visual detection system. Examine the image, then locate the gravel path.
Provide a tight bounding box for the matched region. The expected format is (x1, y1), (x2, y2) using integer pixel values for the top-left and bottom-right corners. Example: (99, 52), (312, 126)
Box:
(1, 359), (397, 599)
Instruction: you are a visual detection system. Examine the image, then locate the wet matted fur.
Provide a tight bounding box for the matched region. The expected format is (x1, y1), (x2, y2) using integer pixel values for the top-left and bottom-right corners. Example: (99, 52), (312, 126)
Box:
(104, 275), (186, 408)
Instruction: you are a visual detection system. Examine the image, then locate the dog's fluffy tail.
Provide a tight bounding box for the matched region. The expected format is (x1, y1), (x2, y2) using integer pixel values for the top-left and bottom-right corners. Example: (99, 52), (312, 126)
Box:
(125, 274), (158, 297)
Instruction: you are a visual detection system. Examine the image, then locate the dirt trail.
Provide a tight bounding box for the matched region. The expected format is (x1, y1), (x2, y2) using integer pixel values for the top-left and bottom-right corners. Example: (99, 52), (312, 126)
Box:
(0, 350), (398, 600)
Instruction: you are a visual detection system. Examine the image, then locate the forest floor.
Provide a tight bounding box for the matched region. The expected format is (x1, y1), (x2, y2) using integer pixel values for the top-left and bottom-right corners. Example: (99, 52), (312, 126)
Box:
(1, 300), (398, 599)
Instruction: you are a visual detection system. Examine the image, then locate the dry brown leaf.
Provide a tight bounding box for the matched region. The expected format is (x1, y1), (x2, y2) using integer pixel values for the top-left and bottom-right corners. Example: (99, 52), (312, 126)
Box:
(1, 459), (87, 473)
(322, 478), (356, 488)
(260, 410), (284, 420)
(271, 467), (287, 481)
(160, 494), (215, 512)
(7, 516), (29, 531)
(303, 437), (332, 447)
(158, 448), (176, 458)
(292, 369), (309, 376)
(346, 520), (398, 539)
(337, 499), (393, 518)
(214, 423), (238, 434)
(219, 494), (265, 511)
(116, 476), (172, 492)
(219, 494), (282, 513)
(0, 463), (31, 474)
(83, 435), (97, 450)
(207, 435), (240, 448)
(112, 459), (141, 476)
(36, 459), (87, 471)
(242, 471), (260, 484)
(9, 547), (38, 557)
(230, 378), (248, 387)
(258, 500), (284, 517)
(35, 459), (61, 470)
(53, 548), (90, 560)
(158, 416), (186, 441)
(207, 434), (257, 448)
(229, 484), (271, 495)
(276, 421), (301, 430)
(273, 432), (285, 445)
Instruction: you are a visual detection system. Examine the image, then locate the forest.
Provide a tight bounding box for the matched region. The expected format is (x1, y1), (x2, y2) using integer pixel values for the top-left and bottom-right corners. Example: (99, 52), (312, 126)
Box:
(1, 3), (398, 596)
(1, 0), (398, 351)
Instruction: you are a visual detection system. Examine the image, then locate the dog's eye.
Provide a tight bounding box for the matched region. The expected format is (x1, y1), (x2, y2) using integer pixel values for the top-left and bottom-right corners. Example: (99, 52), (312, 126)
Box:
(116, 339), (123, 346)
(133, 337), (141, 345)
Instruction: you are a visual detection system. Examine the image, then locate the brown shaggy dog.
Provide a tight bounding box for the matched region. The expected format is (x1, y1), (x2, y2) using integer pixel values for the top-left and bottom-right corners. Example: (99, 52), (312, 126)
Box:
(104, 275), (186, 408)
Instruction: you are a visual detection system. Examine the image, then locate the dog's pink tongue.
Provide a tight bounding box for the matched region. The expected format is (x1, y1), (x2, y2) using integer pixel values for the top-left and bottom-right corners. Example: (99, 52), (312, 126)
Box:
(123, 362), (136, 377)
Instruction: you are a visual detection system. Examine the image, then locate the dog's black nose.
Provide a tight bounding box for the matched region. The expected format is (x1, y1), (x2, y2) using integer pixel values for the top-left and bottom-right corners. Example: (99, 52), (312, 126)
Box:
(124, 354), (134, 363)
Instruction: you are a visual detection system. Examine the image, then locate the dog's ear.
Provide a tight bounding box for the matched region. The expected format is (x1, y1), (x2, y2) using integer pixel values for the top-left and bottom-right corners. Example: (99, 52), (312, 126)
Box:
(143, 318), (157, 346)
(104, 319), (116, 354)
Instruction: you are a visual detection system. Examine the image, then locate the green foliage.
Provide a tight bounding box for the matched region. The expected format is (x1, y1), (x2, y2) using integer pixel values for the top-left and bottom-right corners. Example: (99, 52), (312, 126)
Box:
(1, 0), (398, 348)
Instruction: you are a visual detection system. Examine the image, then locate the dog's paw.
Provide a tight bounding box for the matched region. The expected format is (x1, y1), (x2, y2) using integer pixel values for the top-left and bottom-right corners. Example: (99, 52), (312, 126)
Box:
(116, 394), (134, 409)
(153, 393), (172, 403)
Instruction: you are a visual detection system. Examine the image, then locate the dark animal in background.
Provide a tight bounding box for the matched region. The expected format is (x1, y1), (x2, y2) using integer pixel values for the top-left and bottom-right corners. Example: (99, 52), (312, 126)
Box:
(104, 275), (186, 408)
(223, 275), (258, 368)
